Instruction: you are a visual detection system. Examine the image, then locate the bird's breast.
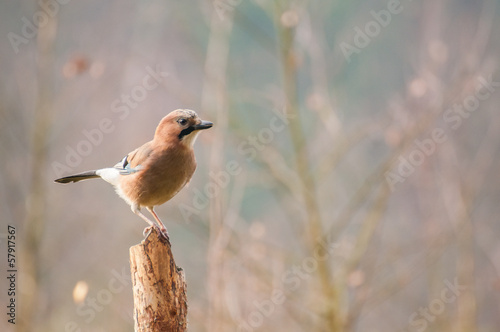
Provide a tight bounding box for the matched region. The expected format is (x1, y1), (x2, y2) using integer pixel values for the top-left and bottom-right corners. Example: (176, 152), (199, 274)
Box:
(119, 148), (196, 207)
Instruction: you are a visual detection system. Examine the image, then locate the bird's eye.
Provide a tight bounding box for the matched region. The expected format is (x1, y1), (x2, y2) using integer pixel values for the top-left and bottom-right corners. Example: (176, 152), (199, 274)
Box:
(178, 118), (188, 126)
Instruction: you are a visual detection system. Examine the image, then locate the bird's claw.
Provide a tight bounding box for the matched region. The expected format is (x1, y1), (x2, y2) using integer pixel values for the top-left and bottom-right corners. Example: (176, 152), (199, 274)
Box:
(143, 226), (154, 237)
(160, 228), (170, 241)
(143, 226), (170, 242)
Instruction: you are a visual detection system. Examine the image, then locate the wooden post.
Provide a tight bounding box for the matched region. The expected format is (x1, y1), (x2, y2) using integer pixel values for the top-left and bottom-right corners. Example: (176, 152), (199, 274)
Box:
(129, 228), (188, 331)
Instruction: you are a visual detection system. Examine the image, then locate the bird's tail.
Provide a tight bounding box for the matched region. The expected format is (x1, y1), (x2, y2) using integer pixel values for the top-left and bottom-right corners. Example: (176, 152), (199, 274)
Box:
(54, 171), (100, 184)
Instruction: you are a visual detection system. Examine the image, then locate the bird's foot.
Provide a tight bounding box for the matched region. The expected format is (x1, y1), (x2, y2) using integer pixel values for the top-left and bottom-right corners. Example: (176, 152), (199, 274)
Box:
(143, 226), (170, 242)
(142, 225), (161, 236)
(143, 226), (154, 237)
(160, 227), (170, 241)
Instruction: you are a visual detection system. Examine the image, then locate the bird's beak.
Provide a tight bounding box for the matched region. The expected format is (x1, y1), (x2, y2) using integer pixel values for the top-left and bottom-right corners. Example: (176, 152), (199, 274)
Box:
(192, 120), (213, 130)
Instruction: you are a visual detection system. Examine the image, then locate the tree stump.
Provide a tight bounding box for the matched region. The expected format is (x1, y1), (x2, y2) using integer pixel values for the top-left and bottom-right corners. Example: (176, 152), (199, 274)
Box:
(129, 228), (188, 331)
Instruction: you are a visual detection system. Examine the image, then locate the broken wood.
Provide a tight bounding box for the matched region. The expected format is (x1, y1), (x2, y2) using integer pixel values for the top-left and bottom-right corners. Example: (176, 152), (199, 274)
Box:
(129, 228), (187, 331)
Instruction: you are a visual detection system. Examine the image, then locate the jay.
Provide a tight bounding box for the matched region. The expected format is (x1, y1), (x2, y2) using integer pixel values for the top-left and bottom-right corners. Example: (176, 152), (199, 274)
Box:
(55, 109), (213, 240)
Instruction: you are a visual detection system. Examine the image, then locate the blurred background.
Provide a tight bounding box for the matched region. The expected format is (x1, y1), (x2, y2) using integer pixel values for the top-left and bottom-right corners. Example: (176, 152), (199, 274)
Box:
(1, 0), (500, 331)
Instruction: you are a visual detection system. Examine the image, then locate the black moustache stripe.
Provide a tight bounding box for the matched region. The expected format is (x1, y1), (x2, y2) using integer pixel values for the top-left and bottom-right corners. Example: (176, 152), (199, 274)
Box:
(178, 126), (195, 140)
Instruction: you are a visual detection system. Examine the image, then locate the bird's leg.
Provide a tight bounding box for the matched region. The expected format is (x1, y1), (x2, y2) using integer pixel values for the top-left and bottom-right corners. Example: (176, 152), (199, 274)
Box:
(146, 207), (169, 240)
(131, 204), (162, 237)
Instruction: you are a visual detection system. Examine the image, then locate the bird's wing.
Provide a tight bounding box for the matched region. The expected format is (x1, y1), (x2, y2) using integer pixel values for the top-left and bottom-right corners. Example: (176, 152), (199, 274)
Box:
(114, 141), (153, 175)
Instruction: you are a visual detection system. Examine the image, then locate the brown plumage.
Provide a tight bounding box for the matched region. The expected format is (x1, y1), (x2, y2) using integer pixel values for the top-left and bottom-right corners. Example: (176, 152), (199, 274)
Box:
(55, 109), (213, 239)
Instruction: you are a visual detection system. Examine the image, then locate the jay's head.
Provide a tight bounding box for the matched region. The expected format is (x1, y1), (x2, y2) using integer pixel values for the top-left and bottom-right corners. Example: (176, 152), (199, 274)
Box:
(155, 109), (213, 147)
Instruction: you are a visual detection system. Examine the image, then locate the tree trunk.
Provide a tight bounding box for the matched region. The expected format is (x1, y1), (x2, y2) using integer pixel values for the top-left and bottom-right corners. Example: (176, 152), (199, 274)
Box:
(129, 228), (188, 331)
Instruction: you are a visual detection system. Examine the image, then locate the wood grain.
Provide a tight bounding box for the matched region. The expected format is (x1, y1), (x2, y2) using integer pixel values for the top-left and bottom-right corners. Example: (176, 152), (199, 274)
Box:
(129, 229), (187, 331)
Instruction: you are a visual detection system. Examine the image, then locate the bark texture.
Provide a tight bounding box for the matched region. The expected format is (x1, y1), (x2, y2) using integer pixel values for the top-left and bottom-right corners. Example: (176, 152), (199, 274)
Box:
(130, 228), (187, 331)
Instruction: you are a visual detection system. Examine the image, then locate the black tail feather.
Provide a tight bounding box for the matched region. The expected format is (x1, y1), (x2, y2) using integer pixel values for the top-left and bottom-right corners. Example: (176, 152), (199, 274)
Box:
(54, 171), (99, 184)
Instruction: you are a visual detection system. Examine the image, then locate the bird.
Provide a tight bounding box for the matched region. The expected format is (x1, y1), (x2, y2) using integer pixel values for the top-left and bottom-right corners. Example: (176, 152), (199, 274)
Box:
(55, 109), (213, 240)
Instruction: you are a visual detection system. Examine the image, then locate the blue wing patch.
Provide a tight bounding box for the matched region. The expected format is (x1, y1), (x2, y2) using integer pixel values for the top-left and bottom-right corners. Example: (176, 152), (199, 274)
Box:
(114, 155), (143, 175)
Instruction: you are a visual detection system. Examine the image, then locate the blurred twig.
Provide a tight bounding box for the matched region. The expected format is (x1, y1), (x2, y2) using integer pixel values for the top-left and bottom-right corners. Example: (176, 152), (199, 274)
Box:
(202, 9), (234, 332)
(275, 2), (340, 330)
(19, 5), (58, 332)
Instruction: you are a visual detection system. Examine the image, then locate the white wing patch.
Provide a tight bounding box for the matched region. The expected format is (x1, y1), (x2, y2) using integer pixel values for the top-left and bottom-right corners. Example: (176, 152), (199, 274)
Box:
(96, 168), (121, 186)
(97, 155), (143, 187)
